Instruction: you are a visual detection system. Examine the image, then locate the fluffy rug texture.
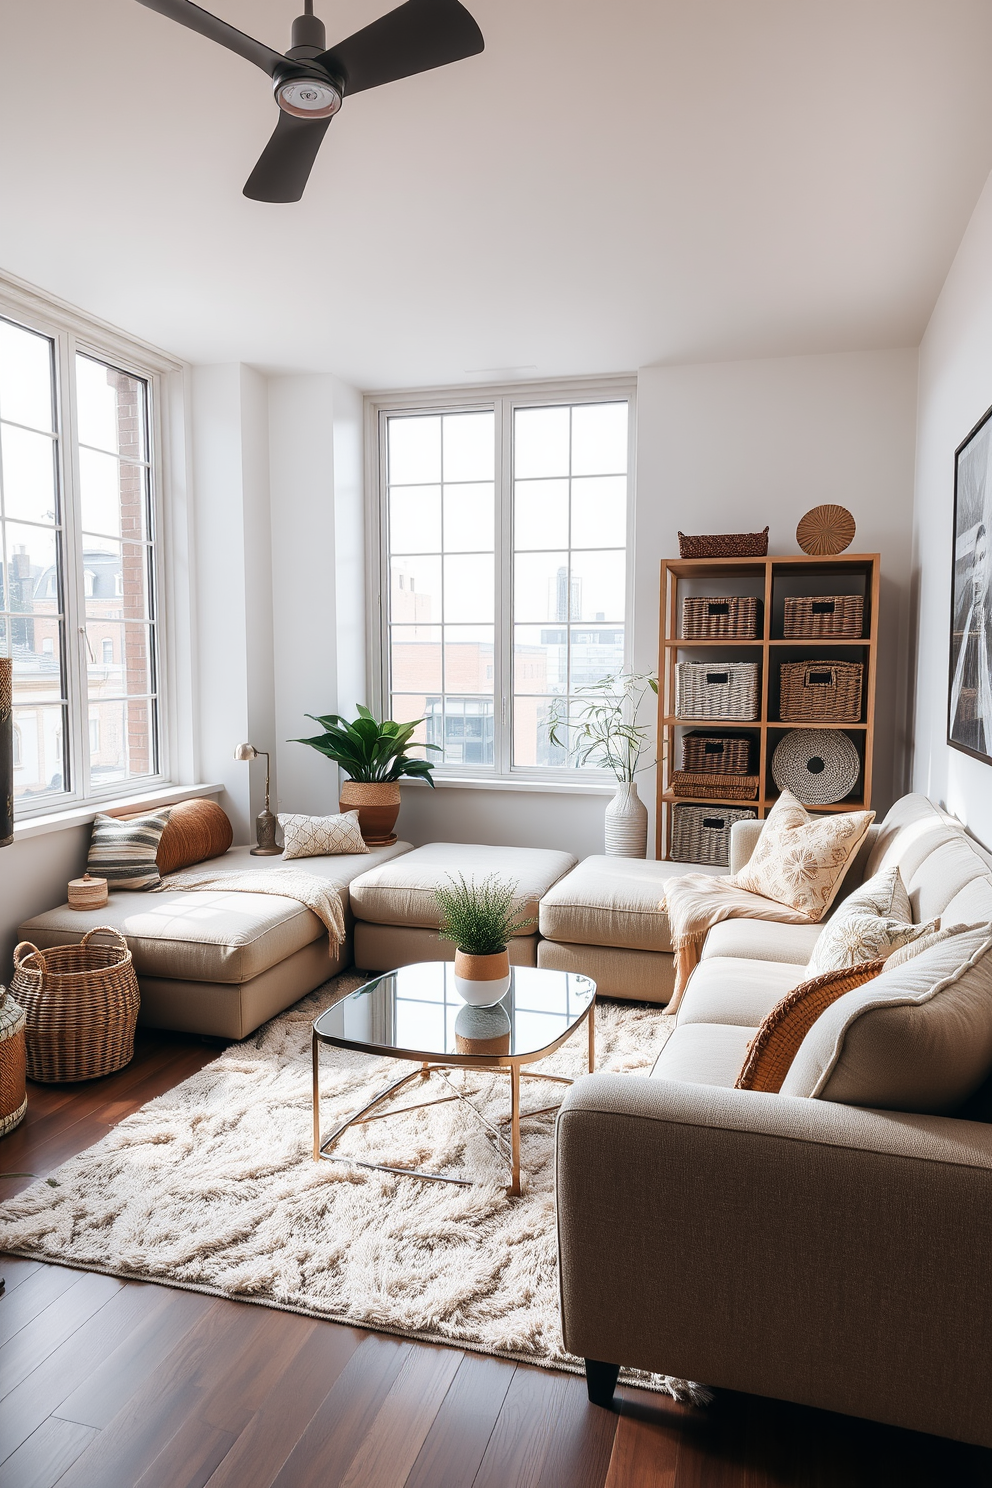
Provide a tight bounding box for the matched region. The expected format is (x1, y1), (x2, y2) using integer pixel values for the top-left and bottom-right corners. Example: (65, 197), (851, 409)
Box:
(0, 975), (696, 1397)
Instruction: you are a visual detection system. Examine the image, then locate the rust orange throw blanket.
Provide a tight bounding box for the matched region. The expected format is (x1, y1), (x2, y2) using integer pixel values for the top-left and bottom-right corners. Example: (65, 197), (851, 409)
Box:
(661, 876), (815, 1013)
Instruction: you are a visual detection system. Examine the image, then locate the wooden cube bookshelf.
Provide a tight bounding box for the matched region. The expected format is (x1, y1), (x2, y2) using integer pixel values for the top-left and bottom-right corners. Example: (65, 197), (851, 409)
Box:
(657, 552), (880, 861)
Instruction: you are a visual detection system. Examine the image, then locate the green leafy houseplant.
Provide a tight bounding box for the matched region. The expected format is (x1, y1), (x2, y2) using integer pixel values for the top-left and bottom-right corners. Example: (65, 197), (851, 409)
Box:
(292, 705), (439, 785)
(548, 671), (659, 781)
(435, 874), (536, 955)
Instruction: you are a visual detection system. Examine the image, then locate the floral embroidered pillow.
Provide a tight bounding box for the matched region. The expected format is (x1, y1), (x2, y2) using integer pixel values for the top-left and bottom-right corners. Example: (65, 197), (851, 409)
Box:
(732, 790), (874, 921)
(809, 910), (940, 976)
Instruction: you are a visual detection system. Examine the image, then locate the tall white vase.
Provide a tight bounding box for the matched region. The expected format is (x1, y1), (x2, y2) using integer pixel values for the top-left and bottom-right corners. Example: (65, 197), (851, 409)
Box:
(604, 781), (649, 858)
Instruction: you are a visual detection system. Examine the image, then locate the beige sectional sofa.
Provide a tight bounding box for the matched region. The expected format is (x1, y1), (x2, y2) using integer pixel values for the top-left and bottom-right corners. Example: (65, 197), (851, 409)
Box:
(556, 793), (992, 1448)
(18, 841), (413, 1040)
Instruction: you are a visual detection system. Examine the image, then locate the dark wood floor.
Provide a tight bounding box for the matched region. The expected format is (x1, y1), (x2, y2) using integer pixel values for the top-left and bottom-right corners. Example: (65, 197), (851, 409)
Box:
(2, 1029), (992, 1487)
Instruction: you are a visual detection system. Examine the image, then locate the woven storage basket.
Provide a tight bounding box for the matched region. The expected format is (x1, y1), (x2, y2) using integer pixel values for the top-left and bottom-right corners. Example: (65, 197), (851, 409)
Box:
(778, 659), (863, 723)
(671, 803), (757, 866)
(782, 595), (864, 639)
(678, 527), (768, 558)
(681, 731), (754, 774)
(675, 661), (760, 720)
(12, 927), (140, 1082)
(771, 729), (860, 805)
(681, 596), (762, 639)
(670, 771), (760, 801)
(0, 988), (27, 1135)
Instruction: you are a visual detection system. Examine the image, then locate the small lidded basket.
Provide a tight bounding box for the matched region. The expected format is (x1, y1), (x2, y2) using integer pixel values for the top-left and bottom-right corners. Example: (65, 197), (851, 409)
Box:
(68, 873), (109, 909)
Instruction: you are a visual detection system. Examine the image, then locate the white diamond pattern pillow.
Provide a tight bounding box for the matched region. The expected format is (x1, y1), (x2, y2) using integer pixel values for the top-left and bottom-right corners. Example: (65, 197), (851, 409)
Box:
(278, 811), (368, 859)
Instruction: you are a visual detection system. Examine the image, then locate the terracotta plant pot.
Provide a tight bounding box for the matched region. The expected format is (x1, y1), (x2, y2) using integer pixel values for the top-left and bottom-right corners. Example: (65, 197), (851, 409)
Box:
(453, 947), (511, 1007)
(339, 780), (401, 845)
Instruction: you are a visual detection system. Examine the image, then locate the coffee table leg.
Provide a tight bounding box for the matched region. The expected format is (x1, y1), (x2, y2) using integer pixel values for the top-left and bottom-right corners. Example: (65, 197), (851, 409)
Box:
(509, 1062), (521, 1197)
(312, 1031), (321, 1161)
(588, 998), (596, 1074)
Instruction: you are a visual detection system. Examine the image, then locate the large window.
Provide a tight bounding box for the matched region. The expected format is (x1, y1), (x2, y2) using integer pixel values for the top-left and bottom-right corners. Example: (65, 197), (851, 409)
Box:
(377, 386), (632, 780)
(0, 312), (163, 814)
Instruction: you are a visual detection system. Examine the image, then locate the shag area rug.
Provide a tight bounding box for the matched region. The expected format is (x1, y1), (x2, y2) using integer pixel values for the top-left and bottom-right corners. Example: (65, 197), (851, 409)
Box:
(0, 974), (694, 1397)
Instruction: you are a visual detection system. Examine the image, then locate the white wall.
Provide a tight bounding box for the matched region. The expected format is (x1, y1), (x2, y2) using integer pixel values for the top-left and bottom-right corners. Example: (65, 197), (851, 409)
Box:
(912, 168), (992, 845)
(634, 351), (920, 833)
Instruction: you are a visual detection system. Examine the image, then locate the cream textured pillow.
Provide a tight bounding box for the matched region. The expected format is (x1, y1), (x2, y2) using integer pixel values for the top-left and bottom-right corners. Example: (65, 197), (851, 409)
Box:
(807, 868), (936, 974)
(278, 811), (369, 859)
(885, 922), (982, 970)
(733, 791), (874, 920)
(780, 924), (992, 1112)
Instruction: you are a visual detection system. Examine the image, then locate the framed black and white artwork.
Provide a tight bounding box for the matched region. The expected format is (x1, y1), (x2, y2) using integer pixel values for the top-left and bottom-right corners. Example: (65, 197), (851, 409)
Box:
(949, 402), (992, 763)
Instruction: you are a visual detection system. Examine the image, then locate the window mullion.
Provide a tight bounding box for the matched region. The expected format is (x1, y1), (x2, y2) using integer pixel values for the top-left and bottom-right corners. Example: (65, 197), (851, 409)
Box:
(496, 396), (512, 777)
(58, 329), (88, 804)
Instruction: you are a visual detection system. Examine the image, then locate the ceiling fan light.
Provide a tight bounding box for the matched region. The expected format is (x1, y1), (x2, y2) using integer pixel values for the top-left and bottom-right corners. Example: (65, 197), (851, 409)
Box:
(276, 77), (342, 119)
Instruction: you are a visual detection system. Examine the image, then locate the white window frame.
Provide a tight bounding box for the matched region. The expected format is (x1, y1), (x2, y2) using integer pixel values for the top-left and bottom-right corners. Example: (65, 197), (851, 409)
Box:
(0, 271), (187, 820)
(366, 376), (636, 789)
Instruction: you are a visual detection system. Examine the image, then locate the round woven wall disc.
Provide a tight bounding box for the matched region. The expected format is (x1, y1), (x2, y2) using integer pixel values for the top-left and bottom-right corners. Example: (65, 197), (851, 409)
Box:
(772, 729), (860, 805)
(796, 505), (856, 555)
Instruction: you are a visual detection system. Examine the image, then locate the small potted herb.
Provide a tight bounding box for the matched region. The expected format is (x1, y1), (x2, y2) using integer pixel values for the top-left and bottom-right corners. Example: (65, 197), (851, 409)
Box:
(292, 705), (439, 844)
(434, 873), (536, 1005)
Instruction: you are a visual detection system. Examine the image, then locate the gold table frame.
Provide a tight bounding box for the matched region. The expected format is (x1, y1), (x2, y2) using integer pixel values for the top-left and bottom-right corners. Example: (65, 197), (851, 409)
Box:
(312, 980), (596, 1197)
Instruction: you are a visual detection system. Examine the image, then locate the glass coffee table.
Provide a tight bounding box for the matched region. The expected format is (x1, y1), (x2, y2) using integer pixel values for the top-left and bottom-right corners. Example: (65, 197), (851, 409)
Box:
(312, 962), (596, 1196)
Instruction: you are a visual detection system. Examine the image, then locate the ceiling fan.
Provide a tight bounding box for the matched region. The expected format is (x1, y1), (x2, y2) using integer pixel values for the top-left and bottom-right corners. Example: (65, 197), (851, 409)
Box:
(135, 0), (484, 203)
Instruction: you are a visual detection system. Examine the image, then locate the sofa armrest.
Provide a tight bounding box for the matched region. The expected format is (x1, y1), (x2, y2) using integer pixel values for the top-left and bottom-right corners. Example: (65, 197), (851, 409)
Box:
(728, 818), (763, 874)
(556, 1074), (992, 1445)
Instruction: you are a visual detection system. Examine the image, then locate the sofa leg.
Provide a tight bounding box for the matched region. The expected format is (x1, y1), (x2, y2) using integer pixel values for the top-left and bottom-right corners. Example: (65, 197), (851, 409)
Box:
(585, 1358), (620, 1407)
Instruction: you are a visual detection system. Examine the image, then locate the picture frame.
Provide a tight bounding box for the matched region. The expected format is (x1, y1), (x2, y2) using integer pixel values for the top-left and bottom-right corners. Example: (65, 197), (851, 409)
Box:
(949, 401), (992, 764)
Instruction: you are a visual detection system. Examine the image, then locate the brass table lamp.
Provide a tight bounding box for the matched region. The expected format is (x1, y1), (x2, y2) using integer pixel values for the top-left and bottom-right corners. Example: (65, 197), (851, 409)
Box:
(234, 743), (280, 855)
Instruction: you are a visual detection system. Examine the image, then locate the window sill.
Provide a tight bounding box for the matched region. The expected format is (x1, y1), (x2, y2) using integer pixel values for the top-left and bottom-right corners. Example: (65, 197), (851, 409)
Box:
(12, 783), (225, 842)
(402, 775), (619, 796)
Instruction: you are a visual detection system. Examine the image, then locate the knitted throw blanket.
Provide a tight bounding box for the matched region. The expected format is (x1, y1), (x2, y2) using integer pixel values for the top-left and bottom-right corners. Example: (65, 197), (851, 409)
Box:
(662, 874), (815, 1013)
(153, 869), (346, 954)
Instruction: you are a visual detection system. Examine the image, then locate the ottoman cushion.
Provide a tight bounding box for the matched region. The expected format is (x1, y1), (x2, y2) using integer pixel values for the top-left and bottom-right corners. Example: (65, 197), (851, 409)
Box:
(349, 842), (576, 931)
(650, 1023), (757, 1088)
(538, 855), (727, 954)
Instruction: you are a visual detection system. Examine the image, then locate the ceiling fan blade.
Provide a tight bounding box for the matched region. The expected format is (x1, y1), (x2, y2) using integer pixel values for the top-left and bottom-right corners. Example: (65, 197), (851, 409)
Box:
(243, 112), (331, 202)
(135, 0), (287, 76)
(317, 0), (483, 96)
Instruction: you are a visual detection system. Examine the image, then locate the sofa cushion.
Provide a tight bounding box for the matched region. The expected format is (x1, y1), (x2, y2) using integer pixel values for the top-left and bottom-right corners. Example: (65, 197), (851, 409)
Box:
(537, 939), (675, 1003)
(538, 855), (725, 953)
(676, 956), (809, 1029)
(349, 842), (577, 931)
(699, 919), (823, 965)
(865, 793), (964, 883)
(19, 841), (413, 984)
(650, 1023), (757, 1088)
(781, 924), (992, 1112)
(733, 791), (874, 920)
(905, 835), (992, 925)
(941, 875), (992, 927)
(736, 960), (886, 1094)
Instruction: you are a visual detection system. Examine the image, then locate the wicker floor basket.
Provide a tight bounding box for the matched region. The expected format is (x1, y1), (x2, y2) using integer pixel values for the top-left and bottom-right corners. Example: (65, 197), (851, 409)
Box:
(670, 771), (760, 801)
(676, 662), (760, 720)
(681, 596), (762, 639)
(11, 927), (140, 1083)
(782, 595), (864, 639)
(671, 804), (757, 866)
(778, 660), (863, 723)
(0, 990), (27, 1135)
(681, 731), (754, 774)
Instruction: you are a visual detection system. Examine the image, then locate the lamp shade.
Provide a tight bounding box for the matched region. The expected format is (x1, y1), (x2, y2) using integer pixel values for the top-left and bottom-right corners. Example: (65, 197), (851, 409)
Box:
(234, 742), (258, 761)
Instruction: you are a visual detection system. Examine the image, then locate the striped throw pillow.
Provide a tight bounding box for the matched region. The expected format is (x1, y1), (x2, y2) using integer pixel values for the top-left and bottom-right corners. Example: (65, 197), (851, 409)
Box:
(87, 811), (172, 890)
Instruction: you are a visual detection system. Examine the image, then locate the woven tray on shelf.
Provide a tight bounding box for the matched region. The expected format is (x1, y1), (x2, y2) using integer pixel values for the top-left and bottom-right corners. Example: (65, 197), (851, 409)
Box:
(678, 527), (769, 558)
(681, 731), (754, 774)
(675, 661), (760, 720)
(782, 595), (864, 639)
(681, 596), (762, 639)
(670, 804), (758, 866)
(670, 771), (760, 801)
(11, 927), (140, 1082)
(778, 660), (863, 723)
(771, 729), (860, 805)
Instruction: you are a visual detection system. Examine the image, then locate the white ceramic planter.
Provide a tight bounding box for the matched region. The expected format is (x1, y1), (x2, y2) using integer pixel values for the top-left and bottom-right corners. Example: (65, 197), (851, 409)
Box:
(605, 781), (649, 858)
(453, 948), (511, 1006)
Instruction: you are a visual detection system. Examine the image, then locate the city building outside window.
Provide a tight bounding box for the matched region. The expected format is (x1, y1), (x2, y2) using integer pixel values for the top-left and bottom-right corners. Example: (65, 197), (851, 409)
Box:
(373, 384), (633, 782)
(0, 310), (164, 814)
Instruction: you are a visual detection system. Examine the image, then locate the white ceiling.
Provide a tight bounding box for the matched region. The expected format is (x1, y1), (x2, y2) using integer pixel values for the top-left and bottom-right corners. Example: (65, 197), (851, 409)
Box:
(2, 0), (992, 388)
